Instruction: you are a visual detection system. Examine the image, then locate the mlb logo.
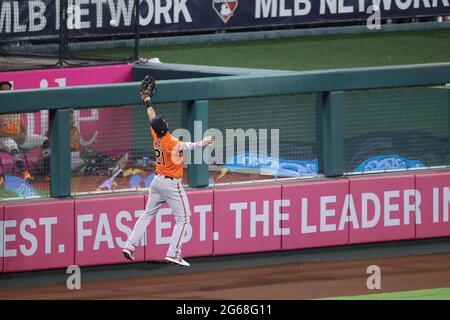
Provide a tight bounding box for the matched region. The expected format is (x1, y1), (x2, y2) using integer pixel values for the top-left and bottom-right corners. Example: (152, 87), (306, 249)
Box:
(212, 0), (238, 23)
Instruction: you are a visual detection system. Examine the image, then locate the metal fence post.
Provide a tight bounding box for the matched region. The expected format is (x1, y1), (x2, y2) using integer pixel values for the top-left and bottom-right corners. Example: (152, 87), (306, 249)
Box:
(134, 0), (140, 61)
(316, 93), (324, 173)
(182, 100), (209, 188)
(321, 91), (345, 177)
(58, 0), (68, 66)
(448, 85), (450, 145)
(50, 109), (71, 198)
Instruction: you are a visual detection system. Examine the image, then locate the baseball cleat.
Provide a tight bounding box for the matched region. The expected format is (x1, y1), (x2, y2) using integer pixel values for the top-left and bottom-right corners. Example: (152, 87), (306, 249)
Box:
(164, 256), (190, 268)
(122, 248), (135, 261)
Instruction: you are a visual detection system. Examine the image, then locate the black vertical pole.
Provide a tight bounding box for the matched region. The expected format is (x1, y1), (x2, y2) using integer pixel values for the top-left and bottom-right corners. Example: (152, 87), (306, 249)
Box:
(58, 0), (64, 66)
(315, 93), (323, 173)
(134, 0), (140, 61)
(58, 0), (67, 66)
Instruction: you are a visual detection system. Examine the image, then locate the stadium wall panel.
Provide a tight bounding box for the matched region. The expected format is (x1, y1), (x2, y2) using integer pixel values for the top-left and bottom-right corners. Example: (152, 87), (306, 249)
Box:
(415, 171), (450, 239)
(281, 180), (350, 250)
(144, 189), (214, 261)
(74, 194), (146, 267)
(213, 185), (283, 256)
(2, 200), (75, 273)
(348, 175), (417, 244)
(0, 162), (449, 273)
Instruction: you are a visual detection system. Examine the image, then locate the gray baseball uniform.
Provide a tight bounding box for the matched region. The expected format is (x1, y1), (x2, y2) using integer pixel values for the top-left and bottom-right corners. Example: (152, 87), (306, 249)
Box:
(125, 136), (203, 259)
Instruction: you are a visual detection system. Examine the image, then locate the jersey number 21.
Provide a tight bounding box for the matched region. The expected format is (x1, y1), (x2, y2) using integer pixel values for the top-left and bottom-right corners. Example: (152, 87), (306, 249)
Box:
(155, 148), (166, 166)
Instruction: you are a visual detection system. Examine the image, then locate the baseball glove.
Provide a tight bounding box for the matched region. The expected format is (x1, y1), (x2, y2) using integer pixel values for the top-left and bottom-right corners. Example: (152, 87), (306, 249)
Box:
(140, 75), (157, 102)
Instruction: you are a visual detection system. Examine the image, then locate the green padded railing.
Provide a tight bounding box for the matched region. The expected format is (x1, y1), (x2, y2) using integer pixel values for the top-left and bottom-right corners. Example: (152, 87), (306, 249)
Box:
(0, 63), (449, 197)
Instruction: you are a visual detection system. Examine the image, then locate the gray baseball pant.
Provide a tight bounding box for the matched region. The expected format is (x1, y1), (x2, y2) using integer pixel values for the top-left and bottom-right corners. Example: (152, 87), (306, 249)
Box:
(125, 174), (191, 258)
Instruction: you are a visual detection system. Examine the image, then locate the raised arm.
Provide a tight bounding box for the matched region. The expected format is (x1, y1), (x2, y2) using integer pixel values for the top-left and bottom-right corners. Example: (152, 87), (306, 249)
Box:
(139, 75), (157, 122)
(178, 136), (215, 151)
(142, 95), (156, 122)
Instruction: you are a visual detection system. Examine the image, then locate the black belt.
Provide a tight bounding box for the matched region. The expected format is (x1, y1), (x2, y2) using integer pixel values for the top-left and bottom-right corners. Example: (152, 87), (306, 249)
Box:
(159, 174), (173, 180)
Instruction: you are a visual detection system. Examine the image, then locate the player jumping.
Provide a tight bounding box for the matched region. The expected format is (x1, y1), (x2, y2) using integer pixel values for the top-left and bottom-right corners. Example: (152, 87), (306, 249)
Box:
(122, 76), (214, 267)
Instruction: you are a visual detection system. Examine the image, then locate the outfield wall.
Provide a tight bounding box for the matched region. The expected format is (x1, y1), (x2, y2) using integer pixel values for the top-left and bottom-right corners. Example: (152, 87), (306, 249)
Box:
(0, 171), (448, 273)
(0, 63), (449, 273)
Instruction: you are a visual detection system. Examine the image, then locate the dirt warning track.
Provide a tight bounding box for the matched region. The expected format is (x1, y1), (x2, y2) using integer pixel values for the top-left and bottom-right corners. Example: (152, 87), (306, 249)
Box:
(0, 252), (449, 300)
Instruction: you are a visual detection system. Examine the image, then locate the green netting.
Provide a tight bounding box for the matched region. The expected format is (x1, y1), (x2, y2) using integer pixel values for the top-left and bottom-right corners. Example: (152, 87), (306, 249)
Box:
(69, 103), (185, 195)
(344, 86), (450, 173)
(208, 94), (320, 183)
(0, 111), (50, 200)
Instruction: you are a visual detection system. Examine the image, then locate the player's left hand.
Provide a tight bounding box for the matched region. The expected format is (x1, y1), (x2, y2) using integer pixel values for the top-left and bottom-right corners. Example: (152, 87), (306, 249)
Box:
(141, 93), (151, 103)
(201, 136), (215, 146)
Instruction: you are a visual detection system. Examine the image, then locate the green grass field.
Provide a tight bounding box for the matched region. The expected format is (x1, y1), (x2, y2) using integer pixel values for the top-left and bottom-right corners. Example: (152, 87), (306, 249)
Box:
(323, 287), (450, 300)
(78, 29), (450, 71)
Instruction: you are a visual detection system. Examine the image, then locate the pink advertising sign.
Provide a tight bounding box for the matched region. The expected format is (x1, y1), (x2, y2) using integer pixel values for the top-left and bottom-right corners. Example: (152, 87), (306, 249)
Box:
(213, 185), (282, 256)
(0, 64), (133, 90)
(349, 175), (417, 244)
(74, 194), (146, 267)
(145, 189), (214, 261)
(281, 180), (350, 250)
(2, 200), (75, 272)
(415, 171), (450, 239)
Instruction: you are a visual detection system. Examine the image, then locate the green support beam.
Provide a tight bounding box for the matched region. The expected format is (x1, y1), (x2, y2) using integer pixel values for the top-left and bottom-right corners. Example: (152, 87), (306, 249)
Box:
(50, 109), (71, 198)
(321, 91), (345, 177)
(2, 63), (450, 113)
(182, 100), (209, 188)
(0, 63), (449, 194)
(315, 93), (324, 173)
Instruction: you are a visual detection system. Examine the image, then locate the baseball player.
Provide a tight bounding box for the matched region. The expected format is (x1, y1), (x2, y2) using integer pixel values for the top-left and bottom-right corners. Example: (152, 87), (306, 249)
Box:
(122, 76), (214, 267)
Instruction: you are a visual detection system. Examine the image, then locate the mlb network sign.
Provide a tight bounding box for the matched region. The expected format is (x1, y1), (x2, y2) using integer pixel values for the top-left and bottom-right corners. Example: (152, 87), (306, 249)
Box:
(1, 0), (448, 39)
